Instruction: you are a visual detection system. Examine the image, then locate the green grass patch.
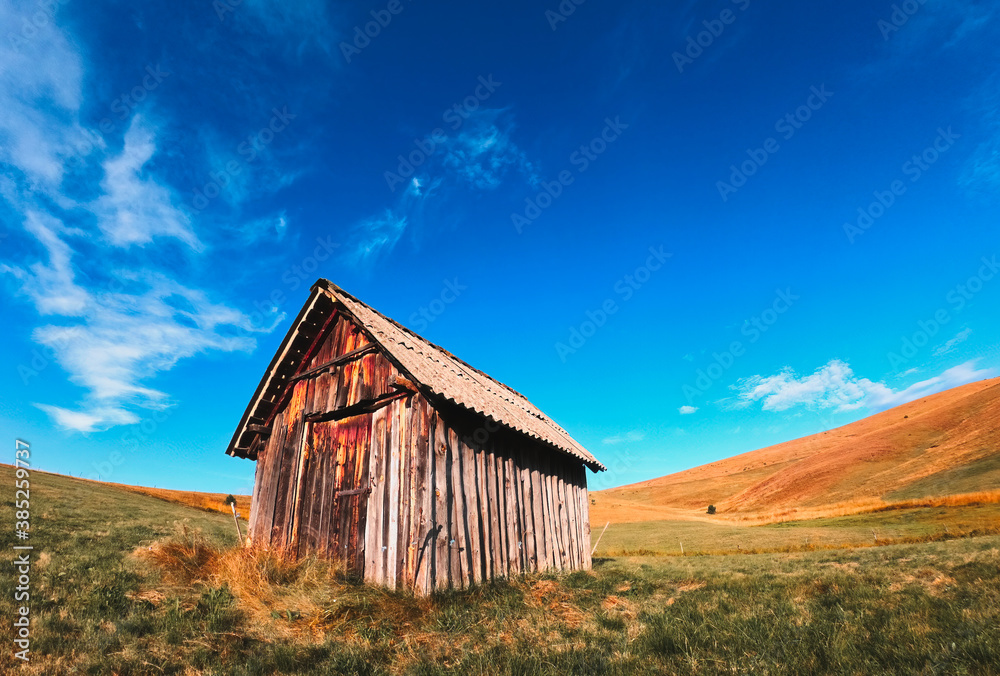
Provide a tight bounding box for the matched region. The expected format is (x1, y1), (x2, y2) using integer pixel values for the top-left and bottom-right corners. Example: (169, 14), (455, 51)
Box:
(2, 465), (1000, 674)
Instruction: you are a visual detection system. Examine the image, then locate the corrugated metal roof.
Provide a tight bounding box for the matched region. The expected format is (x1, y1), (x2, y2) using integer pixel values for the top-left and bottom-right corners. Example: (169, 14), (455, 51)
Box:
(320, 280), (604, 471)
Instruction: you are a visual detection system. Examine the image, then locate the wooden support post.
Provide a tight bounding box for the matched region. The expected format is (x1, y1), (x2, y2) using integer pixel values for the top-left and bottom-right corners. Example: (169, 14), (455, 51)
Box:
(230, 502), (244, 545)
(590, 521), (610, 557)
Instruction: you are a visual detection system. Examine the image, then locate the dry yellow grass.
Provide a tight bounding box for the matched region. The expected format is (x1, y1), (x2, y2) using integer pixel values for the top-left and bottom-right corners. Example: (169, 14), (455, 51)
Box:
(107, 483), (251, 516)
(724, 488), (1000, 525)
(134, 525), (626, 669)
(138, 525), (364, 641)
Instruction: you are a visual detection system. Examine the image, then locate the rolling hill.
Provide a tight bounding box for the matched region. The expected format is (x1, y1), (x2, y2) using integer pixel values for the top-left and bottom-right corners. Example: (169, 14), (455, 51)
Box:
(592, 377), (1000, 524)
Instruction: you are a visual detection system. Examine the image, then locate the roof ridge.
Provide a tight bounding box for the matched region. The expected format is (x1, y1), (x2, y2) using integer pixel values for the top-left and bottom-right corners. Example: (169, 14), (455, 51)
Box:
(322, 280), (548, 417)
(314, 279), (602, 470)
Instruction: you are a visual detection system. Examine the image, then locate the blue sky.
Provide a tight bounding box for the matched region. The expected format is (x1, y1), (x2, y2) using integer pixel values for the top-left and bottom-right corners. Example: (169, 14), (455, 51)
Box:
(1, 0), (998, 495)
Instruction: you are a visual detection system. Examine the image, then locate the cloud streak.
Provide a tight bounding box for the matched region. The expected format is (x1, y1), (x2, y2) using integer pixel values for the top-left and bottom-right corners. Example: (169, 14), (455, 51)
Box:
(734, 359), (996, 414)
(348, 109), (537, 266)
(934, 328), (973, 356)
(94, 116), (201, 250)
(602, 430), (645, 445)
(0, 5), (269, 432)
(27, 271), (258, 431)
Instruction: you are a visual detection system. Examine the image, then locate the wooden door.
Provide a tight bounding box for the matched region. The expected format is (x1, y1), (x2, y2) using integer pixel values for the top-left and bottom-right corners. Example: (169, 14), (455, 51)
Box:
(295, 414), (373, 574)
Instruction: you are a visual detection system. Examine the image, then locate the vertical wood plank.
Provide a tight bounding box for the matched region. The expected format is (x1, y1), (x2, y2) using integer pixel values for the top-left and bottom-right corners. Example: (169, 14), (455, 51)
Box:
(249, 419), (277, 543)
(555, 460), (571, 570)
(347, 416), (372, 575)
(396, 398), (413, 589)
(578, 466), (593, 570)
(542, 454), (563, 572)
(517, 447), (538, 572)
(417, 402), (435, 595)
(386, 400), (402, 588)
(461, 433), (483, 586)
(378, 405), (392, 584)
(485, 445), (504, 578)
(300, 428), (323, 556)
(528, 451), (548, 571)
(476, 436), (492, 580)
(449, 427), (472, 588)
(559, 461), (578, 571)
(433, 413), (451, 590)
(364, 407), (387, 585)
(408, 398), (430, 591)
(502, 447), (519, 575)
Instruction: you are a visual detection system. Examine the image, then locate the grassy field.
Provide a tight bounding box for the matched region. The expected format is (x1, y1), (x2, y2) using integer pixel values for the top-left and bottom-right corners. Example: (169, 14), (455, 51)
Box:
(3, 465), (1000, 675)
(593, 502), (1000, 556)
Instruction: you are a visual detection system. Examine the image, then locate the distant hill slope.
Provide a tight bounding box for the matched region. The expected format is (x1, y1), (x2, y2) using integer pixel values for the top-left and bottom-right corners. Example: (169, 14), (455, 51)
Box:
(0, 465), (254, 517)
(108, 483), (252, 516)
(593, 377), (1000, 522)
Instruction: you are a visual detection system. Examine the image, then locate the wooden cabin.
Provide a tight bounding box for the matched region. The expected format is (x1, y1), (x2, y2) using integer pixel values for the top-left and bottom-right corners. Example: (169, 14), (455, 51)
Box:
(226, 279), (605, 594)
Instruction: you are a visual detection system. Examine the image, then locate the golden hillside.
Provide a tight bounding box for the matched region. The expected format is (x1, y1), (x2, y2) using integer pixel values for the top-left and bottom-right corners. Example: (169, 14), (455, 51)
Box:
(592, 377), (1000, 523)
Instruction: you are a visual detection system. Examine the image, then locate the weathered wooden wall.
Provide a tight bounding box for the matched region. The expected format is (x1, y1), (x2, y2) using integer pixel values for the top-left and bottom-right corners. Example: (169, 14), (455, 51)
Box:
(248, 309), (593, 594)
(364, 396), (592, 595)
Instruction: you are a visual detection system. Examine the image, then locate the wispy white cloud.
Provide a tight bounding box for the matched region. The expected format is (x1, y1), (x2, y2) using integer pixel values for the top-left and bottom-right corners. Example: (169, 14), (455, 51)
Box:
(934, 327), (973, 356)
(678, 405), (698, 415)
(350, 208), (409, 266)
(875, 0), (995, 60)
(867, 0), (1000, 202)
(93, 116), (201, 250)
(347, 176), (434, 264)
(6, 221), (259, 431)
(0, 211), (89, 316)
(440, 111), (538, 190)
(961, 72), (1000, 202)
(0, 1), (92, 192)
(347, 109), (536, 266)
(602, 430), (645, 445)
(734, 359), (996, 414)
(0, 6), (270, 432)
